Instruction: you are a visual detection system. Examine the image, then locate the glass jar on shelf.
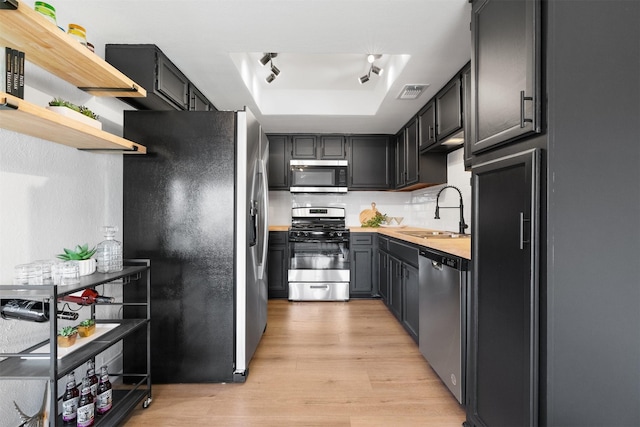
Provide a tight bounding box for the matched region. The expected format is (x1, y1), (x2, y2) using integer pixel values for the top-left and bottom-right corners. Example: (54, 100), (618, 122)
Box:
(96, 225), (123, 273)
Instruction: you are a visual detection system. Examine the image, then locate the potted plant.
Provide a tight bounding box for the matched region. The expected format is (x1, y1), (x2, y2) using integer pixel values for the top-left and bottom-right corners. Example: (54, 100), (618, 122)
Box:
(57, 326), (78, 348)
(77, 318), (96, 337)
(46, 98), (102, 130)
(56, 244), (97, 276)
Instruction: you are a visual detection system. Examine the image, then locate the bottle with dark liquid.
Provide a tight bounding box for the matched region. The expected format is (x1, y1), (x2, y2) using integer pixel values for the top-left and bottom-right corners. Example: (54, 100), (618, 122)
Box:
(76, 377), (95, 427)
(86, 360), (99, 399)
(60, 289), (115, 305)
(96, 365), (113, 415)
(0, 299), (78, 322)
(61, 372), (79, 424)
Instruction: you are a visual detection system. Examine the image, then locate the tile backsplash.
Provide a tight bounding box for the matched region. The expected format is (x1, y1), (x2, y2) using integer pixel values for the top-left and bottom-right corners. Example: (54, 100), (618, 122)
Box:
(269, 147), (471, 233)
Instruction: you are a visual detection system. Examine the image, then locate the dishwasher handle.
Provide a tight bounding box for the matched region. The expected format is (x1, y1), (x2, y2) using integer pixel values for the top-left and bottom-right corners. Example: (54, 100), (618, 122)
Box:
(431, 260), (444, 271)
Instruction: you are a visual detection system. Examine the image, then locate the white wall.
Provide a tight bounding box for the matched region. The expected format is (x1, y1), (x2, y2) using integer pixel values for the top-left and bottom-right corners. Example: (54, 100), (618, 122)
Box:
(269, 147), (471, 232)
(0, 63), (127, 426)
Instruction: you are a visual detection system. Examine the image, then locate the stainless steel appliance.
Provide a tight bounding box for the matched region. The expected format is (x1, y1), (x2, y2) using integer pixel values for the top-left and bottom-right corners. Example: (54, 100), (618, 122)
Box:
(288, 207), (350, 301)
(123, 108), (268, 383)
(289, 160), (348, 193)
(418, 248), (469, 404)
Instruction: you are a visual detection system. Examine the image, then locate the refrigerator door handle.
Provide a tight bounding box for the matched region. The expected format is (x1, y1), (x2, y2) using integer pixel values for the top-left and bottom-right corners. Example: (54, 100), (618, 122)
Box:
(249, 200), (257, 247)
(257, 158), (269, 280)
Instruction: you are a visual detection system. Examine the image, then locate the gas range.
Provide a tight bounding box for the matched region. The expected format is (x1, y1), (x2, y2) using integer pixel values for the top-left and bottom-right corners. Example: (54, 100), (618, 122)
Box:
(287, 206), (350, 301)
(289, 207), (349, 242)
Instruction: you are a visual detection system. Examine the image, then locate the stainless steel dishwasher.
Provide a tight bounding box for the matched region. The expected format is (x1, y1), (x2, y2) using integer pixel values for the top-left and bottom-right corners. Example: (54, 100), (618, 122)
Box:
(418, 247), (469, 404)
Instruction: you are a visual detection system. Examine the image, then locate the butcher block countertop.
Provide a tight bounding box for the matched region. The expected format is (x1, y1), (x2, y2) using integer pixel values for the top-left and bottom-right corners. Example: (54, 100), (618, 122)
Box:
(269, 225), (471, 260)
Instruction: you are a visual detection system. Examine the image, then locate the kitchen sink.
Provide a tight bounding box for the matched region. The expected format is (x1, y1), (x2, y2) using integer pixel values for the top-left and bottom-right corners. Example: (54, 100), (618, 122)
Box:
(397, 230), (470, 239)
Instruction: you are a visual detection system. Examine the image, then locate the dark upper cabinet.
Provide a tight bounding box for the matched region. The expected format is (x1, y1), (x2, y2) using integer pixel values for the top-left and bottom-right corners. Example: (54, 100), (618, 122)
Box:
(106, 44), (191, 111)
(188, 84), (212, 111)
(106, 44), (213, 112)
(155, 53), (189, 109)
(395, 118), (447, 191)
(348, 135), (393, 190)
(470, 0), (541, 153)
(436, 75), (463, 141)
(405, 119), (419, 185)
(395, 132), (406, 188)
(267, 134), (290, 190)
(462, 64), (473, 170)
(291, 135), (346, 159)
(418, 100), (436, 151)
(291, 135), (317, 159)
(396, 119), (420, 189)
(319, 135), (346, 159)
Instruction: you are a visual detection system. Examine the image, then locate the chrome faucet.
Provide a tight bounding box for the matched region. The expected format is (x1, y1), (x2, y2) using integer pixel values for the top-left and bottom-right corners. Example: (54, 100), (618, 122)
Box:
(434, 185), (468, 235)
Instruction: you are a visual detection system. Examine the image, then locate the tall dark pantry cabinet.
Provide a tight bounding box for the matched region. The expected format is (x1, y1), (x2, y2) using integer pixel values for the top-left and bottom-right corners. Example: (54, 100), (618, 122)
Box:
(465, 1), (639, 426)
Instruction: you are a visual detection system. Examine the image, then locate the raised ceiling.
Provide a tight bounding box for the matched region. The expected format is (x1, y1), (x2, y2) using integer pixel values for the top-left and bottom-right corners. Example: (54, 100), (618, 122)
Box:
(47, 0), (472, 134)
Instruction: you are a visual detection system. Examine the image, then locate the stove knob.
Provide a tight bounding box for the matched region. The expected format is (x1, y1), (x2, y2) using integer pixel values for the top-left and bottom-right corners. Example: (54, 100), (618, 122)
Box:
(336, 231), (342, 237)
(329, 231), (335, 237)
(304, 231), (310, 237)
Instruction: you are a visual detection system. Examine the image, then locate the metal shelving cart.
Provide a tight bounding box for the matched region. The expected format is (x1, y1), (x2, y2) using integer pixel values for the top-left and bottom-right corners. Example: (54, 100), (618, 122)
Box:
(0, 259), (151, 426)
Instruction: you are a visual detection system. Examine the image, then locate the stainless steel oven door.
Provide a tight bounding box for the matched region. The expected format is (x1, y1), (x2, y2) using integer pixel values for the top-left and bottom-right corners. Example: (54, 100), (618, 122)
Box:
(288, 238), (350, 301)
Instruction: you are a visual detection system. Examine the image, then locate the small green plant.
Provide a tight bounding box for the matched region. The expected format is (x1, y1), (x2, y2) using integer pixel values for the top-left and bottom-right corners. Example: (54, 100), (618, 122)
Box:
(361, 211), (388, 228)
(79, 318), (95, 327)
(58, 326), (78, 337)
(56, 243), (96, 261)
(49, 98), (99, 120)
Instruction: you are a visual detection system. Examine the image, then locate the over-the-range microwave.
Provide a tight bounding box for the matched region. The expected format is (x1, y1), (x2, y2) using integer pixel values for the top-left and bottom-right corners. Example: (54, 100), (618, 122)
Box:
(289, 160), (348, 193)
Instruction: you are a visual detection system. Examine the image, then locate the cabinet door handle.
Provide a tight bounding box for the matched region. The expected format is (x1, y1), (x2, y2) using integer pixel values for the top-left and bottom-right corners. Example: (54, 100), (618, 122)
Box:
(520, 90), (534, 128)
(519, 212), (531, 249)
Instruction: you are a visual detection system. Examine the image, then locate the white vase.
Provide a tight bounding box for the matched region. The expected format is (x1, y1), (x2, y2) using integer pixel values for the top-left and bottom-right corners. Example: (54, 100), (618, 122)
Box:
(78, 258), (96, 276)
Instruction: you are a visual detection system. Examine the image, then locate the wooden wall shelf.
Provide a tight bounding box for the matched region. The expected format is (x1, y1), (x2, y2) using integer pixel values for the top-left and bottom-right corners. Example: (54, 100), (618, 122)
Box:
(1, 92), (146, 153)
(0, 1), (146, 97)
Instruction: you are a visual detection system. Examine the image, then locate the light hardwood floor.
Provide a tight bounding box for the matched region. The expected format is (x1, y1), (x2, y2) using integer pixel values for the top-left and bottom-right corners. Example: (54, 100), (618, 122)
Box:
(124, 299), (465, 426)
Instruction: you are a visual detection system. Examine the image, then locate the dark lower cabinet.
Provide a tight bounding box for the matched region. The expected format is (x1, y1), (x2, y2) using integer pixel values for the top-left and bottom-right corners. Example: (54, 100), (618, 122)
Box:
(388, 255), (403, 321)
(466, 149), (541, 427)
(379, 237), (419, 343)
(350, 233), (376, 297)
(378, 249), (389, 303)
(401, 262), (419, 342)
(267, 231), (288, 298)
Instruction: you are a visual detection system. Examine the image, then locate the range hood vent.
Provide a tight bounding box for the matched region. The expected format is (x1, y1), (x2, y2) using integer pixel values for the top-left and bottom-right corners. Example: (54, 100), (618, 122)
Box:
(397, 84), (429, 100)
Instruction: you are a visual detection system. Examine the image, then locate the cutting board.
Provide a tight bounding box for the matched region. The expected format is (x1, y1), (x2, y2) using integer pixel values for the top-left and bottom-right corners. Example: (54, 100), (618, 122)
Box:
(359, 202), (379, 224)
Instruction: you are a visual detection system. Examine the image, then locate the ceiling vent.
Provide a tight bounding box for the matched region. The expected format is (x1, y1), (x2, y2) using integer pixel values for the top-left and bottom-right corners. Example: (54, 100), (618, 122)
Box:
(397, 84), (429, 100)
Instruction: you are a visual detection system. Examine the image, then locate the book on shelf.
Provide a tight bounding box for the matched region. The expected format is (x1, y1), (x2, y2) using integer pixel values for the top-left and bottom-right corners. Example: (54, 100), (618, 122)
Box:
(2, 47), (25, 98)
(17, 50), (24, 99)
(11, 48), (18, 96)
(3, 47), (10, 94)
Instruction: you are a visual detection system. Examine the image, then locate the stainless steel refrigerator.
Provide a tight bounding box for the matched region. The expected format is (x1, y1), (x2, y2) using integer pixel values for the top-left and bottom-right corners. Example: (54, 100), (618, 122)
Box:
(122, 108), (269, 383)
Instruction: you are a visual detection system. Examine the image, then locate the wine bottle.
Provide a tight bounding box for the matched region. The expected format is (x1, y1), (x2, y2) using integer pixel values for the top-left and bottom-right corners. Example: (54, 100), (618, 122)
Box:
(77, 377), (95, 427)
(96, 365), (113, 415)
(0, 299), (78, 322)
(61, 372), (80, 424)
(86, 360), (99, 398)
(60, 289), (115, 305)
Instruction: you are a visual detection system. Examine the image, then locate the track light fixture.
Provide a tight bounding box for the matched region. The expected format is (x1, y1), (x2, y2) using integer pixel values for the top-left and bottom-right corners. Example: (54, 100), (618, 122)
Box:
(260, 52), (277, 66)
(260, 53), (280, 84)
(359, 54), (383, 84)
